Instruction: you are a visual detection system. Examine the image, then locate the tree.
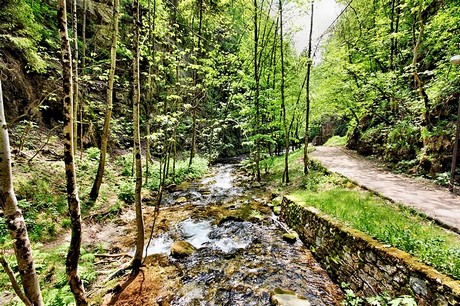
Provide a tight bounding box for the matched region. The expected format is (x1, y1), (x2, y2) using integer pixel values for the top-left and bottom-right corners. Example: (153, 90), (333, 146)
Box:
(58, 0), (87, 303)
(279, 0), (289, 183)
(72, 0), (79, 154)
(90, 0), (120, 201)
(0, 80), (44, 306)
(132, 0), (145, 271)
(253, 0), (261, 181)
(303, 0), (313, 174)
(188, 0), (204, 167)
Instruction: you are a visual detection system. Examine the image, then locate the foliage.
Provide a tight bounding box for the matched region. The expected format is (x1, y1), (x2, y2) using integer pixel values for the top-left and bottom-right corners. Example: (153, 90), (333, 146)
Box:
(341, 284), (416, 306)
(314, 0), (460, 179)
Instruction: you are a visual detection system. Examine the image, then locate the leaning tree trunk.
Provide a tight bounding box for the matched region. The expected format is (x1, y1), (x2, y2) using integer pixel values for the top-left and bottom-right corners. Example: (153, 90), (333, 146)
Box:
(132, 0), (145, 271)
(0, 80), (44, 306)
(304, 1), (314, 174)
(90, 0), (119, 201)
(58, 0), (88, 304)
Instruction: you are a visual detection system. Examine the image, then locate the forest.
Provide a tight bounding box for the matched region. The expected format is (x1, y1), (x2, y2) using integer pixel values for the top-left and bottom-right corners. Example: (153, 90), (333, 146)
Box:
(0, 0), (459, 304)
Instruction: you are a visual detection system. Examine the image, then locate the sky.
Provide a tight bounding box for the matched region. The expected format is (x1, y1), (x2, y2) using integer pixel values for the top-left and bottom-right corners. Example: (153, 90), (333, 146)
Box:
(285, 0), (344, 56)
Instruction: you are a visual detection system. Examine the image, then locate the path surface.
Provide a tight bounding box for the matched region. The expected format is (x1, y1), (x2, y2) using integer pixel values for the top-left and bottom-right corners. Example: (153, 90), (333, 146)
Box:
(311, 146), (460, 232)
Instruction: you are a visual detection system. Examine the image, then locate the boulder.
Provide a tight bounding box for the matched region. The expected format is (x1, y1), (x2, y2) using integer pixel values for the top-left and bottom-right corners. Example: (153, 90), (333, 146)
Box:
(282, 233), (298, 244)
(271, 288), (310, 306)
(175, 197), (187, 204)
(170, 241), (197, 259)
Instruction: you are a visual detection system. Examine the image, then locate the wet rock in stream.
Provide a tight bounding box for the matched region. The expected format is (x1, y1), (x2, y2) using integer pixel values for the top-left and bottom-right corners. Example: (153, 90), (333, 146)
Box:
(171, 241), (197, 258)
(168, 219), (339, 306)
(127, 162), (343, 306)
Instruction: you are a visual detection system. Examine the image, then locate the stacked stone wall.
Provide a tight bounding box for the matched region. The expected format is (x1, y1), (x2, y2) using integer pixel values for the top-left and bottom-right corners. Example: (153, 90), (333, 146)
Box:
(281, 196), (460, 305)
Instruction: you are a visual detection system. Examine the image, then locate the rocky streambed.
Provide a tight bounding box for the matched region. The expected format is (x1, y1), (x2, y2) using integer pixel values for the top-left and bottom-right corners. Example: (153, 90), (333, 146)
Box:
(103, 163), (343, 305)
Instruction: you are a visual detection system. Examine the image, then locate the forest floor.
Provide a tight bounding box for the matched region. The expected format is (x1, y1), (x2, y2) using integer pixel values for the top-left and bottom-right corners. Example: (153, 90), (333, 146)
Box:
(311, 146), (460, 232)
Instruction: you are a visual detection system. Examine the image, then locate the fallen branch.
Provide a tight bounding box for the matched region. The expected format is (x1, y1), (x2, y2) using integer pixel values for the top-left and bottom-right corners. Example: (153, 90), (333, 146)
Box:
(0, 256), (32, 306)
(86, 261), (132, 298)
(270, 215), (292, 234)
(94, 253), (133, 259)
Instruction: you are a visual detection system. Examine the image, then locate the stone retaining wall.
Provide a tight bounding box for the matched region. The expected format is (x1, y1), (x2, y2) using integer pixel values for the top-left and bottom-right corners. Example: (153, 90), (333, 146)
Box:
(280, 196), (460, 305)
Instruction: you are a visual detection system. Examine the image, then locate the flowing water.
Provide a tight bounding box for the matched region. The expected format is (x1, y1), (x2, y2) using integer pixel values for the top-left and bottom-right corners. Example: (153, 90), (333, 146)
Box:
(137, 162), (343, 305)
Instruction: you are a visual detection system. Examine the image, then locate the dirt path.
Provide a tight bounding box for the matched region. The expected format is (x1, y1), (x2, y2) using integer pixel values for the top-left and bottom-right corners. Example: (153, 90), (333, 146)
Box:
(311, 146), (460, 232)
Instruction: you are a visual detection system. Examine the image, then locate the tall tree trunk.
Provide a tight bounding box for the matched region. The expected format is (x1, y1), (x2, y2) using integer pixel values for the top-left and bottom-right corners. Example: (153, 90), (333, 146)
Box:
(304, 1), (314, 174)
(412, 6), (430, 127)
(80, 0), (87, 159)
(132, 0), (144, 271)
(188, 0), (204, 168)
(145, 0), (156, 184)
(72, 0), (79, 155)
(82, 0), (87, 69)
(0, 81), (43, 306)
(253, 0), (261, 182)
(279, 0), (289, 184)
(58, 0), (87, 303)
(90, 0), (119, 201)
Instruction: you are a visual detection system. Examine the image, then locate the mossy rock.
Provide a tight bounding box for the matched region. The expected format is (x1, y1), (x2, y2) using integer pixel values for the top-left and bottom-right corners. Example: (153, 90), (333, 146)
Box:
(175, 197), (188, 204)
(170, 241), (197, 259)
(273, 206), (281, 215)
(272, 196), (282, 206)
(282, 233), (298, 244)
(270, 288), (310, 306)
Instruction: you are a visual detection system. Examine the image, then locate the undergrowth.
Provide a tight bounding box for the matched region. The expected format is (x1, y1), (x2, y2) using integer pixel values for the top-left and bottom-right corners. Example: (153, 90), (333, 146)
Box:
(0, 143), (209, 304)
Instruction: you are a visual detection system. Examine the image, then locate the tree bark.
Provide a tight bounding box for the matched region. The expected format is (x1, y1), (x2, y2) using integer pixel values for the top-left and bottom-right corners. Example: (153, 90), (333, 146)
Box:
(72, 0), (79, 155)
(304, 1), (314, 174)
(0, 80), (43, 306)
(253, 0), (261, 182)
(58, 0), (88, 304)
(412, 6), (430, 127)
(188, 0), (204, 168)
(132, 0), (145, 271)
(90, 0), (119, 201)
(279, 0), (289, 184)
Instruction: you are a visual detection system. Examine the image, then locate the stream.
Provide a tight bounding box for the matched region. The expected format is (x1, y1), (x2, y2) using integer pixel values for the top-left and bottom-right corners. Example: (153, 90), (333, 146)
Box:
(111, 162), (343, 305)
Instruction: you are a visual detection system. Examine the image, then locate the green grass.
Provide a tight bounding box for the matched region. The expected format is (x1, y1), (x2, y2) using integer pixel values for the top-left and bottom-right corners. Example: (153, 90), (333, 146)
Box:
(262, 149), (460, 280)
(324, 135), (347, 147)
(0, 244), (100, 306)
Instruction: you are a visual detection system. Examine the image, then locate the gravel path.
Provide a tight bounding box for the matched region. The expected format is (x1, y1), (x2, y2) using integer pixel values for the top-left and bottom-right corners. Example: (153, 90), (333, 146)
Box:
(311, 146), (460, 232)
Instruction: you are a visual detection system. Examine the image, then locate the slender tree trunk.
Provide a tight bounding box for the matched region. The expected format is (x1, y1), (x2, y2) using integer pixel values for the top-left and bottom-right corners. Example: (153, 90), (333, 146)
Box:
(145, 0), (156, 184)
(90, 0), (119, 201)
(279, 0), (289, 184)
(82, 0), (87, 69)
(58, 0), (87, 303)
(0, 81), (43, 306)
(189, 0), (204, 168)
(253, 0), (261, 182)
(80, 0), (87, 158)
(172, 0), (178, 179)
(412, 6), (430, 127)
(304, 1), (314, 174)
(132, 0), (144, 271)
(72, 0), (79, 155)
